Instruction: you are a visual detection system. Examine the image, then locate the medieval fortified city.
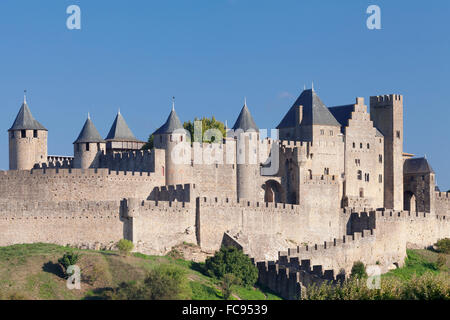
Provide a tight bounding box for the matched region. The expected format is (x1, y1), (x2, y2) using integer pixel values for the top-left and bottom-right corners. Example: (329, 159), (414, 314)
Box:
(0, 2), (449, 309)
(1, 87), (449, 300)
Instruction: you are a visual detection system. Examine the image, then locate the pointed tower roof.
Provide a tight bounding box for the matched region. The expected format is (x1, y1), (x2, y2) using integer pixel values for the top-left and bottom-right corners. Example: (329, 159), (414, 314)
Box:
(105, 111), (140, 142)
(73, 115), (105, 144)
(232, 99), (259, 132)
(153, 107), (183, 135)
(9, 99), (47, 131)
(277, 89), (340, 129)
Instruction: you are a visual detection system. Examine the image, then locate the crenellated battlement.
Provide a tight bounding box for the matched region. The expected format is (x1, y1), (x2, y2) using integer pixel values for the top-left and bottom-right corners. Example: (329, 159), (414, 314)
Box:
(0, 168), (153, 178)
(196, 196), (301, 211)
(370, 94), (403, 103)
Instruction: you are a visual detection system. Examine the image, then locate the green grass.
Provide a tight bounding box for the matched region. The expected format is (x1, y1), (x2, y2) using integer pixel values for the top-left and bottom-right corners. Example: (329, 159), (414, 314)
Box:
(383, 249), (446, 281)
(0, 243), (283, 300)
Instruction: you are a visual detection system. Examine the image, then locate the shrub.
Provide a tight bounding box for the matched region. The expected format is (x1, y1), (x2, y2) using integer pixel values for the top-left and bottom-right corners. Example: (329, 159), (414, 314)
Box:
(303, 272), (449, 300)
(436, 254), (447, 271)
(221, 273), (241, 300)
(205, 246), (258, 287)
(435, 238), (450, 254)
(106, 264), (191, 300)
(350, 261), (367, 279)
(117, 239), (134, 256)
(58, 252), (80, 277)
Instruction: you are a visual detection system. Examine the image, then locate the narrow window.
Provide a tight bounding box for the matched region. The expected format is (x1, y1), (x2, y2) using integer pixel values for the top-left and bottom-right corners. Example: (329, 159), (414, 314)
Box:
(379, 174), (383, 183)
(352, 142), (356, 148)
(396, 131), (401, 139)
(181, 136), (183, 142)
(360, 143), (363, 149)
(21, 130), (26, 138)
(162, 166), (165, 176)
(86, 143), (90, 151)
(359, 188), (364, 198)
(324, 168), (329, 175)
(33, 130), (38, 138)
(329, 130), (333, 136)
(357, 170), (362, 180)
(367, 143), (370, 149)
(379, 154), (383, 163)
(170, 135), (173, 142)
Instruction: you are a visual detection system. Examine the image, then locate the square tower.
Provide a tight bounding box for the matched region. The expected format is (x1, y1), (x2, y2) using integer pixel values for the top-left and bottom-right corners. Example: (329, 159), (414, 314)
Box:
(370, 94), (404, 210)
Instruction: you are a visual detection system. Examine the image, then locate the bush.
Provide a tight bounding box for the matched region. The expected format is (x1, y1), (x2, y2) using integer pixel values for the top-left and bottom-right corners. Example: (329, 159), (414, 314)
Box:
(205, 246), (258, 287)
(435, 238), (450, 254)
(436, 254), (447, 271)
(350, 261), (367, 279)
(221, 273), (241, 300)
(107, 264), (191, 300)
(303, 272), (449, 300)
(117, 239), (134, 256)
(58, 252), (80, 277)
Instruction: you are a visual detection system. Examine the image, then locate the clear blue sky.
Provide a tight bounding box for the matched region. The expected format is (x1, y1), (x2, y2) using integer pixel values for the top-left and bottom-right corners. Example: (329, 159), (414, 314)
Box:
(0, 0), (448, 190)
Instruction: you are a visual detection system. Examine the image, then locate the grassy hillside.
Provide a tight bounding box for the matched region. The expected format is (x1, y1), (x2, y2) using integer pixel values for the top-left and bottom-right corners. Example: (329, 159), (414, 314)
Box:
(0, 243), (282, 300)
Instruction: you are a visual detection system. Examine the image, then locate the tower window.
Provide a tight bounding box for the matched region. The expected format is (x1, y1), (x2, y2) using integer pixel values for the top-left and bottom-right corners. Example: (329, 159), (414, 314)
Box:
(360, 143), (363, 149)
(379, 174), (383, 183)
(379, 155), (383, 163)
(86, 143), (90, 151)
(170, 135), (173, 142)
(359, 188), (364, 198)
(367, 143), (370, 149)
(329, 130), (333, 136)
(352, 142), (355, 148)
(320, 129), (324, 135)
(357, 170), (362, 180)
(181, 136), (183, 142)
(324, 168), (329, 175)
(162, 166), (165, 176)
(365, 173), (370, 182)
(21, 130), (26, 138)
(396, 131), (401, 139)
(33, 130), (38, 138)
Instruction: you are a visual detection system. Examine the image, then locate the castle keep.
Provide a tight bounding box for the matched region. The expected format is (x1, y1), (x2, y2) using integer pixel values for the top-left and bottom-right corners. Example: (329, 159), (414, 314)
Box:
(1, 88), (449, 299)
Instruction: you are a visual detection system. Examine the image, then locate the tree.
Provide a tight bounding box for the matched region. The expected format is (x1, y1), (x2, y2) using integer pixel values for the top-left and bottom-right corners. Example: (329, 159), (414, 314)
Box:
(142, 116), (226, 150)
(205, 246), (258, 287)
(184, 117), (226, 143)
(58, 252), (80, 277)
(350, 261), (367, 279)
(117, 239), (134, 256)
(221, 273), (240, 300)
(106, 264), (191, 300)
(435, 238), (450, 254)
(142, 134), (154, 150)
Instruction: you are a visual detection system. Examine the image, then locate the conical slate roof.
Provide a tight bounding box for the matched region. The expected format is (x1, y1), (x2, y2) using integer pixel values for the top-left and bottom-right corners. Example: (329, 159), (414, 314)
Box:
(105, 111), (140, 142)
(73, 116), (105, 144)
(277, 89), (340, 128)
(232, 102), (259, 132)
(9, 101), (47, 131)
(153, 108), (183, 135)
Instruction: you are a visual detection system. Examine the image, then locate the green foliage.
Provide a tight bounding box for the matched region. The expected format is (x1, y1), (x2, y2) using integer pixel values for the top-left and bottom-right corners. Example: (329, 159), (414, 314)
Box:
(183, 117), (226, 143)
(106, 264), (191, 300)
(350, 261), (367, 279)
(116, 239), (134, 256)
(142, 134), (154, 150)
(436, 254), (447, 271)
(435, 238), (450, 254)
(221, 273), (241, 300)
(58, 252), (80, 276)
(303, 272), (450, 300)
(385, 250), (439, 280)
(205, 246), (258, 287)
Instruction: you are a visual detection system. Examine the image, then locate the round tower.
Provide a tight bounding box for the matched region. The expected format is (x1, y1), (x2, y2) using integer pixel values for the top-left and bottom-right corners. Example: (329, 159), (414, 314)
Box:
(233, 99), (260, 201)
(8, 94), (48, 170)
(153, 99), (189, 186)
(73, 114), (106, 169)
